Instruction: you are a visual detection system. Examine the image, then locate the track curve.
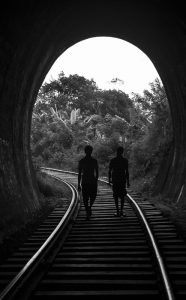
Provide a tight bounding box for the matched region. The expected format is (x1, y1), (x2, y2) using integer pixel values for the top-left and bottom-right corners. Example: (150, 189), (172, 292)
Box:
(32, 169), (176, 299)
(1, 168), (186, 299)
(0, 174), (79, 300)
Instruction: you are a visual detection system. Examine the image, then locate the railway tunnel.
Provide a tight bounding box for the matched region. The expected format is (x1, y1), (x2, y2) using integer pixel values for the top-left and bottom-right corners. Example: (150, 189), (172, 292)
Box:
(0, 0), (186, 236)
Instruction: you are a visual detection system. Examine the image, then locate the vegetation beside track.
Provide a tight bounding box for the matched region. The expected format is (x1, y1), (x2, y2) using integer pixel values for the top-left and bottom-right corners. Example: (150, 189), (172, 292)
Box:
(133, 175), (186, 242)
(0, 170), (71, 264)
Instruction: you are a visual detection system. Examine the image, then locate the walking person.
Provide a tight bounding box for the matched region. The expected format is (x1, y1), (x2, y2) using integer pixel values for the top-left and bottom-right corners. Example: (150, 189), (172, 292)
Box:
(108, 146), (130, 217)
(78, 145), (99, 220)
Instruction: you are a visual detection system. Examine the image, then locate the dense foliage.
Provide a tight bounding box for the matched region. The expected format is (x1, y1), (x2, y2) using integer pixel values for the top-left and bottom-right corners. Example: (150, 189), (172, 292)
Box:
(30, 72), (173, 190)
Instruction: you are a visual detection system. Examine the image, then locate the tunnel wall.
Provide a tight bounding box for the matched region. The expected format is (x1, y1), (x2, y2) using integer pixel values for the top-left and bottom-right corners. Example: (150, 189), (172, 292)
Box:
(0, 1), (186, 238)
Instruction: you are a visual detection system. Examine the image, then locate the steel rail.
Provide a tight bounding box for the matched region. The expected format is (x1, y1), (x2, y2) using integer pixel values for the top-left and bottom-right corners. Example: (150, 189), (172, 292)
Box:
(0, 178), (79, 300)
(41, 168), (175, 300)
(94, 177), (175, 300)
(0, 167), (175, 300)
(126, 193), (175, 300)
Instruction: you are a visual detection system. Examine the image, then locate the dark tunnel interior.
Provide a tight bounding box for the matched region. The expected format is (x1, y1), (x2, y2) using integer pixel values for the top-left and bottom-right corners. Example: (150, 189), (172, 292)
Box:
(0, 0), (186, 235)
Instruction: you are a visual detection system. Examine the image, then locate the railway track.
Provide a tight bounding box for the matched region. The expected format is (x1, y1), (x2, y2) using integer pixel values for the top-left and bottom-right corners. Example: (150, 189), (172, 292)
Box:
(0, 168), (186, 299)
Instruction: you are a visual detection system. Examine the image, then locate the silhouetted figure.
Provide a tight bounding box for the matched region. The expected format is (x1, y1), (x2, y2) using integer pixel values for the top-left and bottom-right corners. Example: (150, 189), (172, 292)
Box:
(108, 146), (130, 217)
(78, 145), (99, 220)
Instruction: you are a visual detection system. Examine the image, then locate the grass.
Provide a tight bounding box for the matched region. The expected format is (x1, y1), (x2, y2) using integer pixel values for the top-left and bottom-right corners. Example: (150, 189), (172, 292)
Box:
(148, 195), (186, 241)
(36, 170), (66, 197)
(132, 174), (186, 242)
(0, 170), (72, 264)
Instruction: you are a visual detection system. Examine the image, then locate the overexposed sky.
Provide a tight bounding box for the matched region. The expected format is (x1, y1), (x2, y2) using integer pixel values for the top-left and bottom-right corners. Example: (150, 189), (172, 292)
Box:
(44, 36), (161, 95)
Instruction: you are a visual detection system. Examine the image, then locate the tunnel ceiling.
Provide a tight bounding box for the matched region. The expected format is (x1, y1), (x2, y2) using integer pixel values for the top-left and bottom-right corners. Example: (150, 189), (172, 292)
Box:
(0, 0), (186, 233)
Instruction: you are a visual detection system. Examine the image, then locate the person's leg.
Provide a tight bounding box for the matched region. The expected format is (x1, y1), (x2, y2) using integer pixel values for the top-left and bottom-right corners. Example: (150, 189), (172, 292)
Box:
(90, 191), (96, 207)
(86, 194), (91, 217)
(87, 198), (92, 217)
(89, 183), (97, 216)
(114, 196), (120, 216)
(113, 183), (119, 216)
(90, 196), (95, 208)
(120, 189), (127, 216)
(120, 196), (125, 216)
(82, 185), (90, 219)
(83, 197), (89, 215)
(89, 197), (94, 216)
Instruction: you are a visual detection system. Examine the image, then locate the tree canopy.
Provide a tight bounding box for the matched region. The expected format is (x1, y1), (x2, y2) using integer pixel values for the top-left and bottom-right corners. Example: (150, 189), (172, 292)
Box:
(31, 72), (173, 187)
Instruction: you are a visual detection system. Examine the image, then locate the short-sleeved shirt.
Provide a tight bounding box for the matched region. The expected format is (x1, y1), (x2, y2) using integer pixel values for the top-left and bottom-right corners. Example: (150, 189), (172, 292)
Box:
(78, 156), (98, 185)
(109, 156), (129, 184)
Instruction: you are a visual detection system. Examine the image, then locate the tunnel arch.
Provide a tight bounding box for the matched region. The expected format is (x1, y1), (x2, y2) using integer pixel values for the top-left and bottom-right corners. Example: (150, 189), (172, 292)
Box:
(0, 1), (186, 234)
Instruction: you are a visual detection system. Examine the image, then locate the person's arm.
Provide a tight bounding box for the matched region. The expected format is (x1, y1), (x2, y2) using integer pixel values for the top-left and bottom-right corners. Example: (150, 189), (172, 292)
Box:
(126, 159), (130, 187)
(95, 160), (99, 181)
(108, 161), (112, 185)
(78, 161), (82, 191)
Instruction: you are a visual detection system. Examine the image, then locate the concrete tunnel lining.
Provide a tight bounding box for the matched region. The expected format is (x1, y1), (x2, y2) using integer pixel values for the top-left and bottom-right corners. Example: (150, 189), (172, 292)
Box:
(0, 0), (186, 236)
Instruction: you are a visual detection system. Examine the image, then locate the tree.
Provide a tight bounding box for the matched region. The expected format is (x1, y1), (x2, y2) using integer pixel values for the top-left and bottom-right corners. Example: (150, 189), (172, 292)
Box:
(31, 72), (172, 185)
(130, 78), (173, 178)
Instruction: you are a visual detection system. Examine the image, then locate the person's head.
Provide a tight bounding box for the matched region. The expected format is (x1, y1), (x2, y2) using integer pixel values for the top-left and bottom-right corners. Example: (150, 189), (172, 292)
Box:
(116, 146), (124, 156)
(84, 145), (93, 156)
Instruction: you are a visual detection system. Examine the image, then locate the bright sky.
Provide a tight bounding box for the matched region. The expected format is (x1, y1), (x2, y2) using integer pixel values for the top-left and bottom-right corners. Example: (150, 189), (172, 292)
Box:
(44, 36), (161, 95)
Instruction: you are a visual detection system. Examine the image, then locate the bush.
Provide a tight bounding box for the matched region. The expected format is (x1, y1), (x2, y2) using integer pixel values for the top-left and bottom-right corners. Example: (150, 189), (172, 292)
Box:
(36, 171), (70, 197)
(36, 172), (56, 197)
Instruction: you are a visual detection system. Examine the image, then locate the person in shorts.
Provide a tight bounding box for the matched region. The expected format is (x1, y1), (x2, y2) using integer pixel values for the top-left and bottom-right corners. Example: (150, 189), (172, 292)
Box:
(78, 145), (99, 220)
(108, 146), (130, 217)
